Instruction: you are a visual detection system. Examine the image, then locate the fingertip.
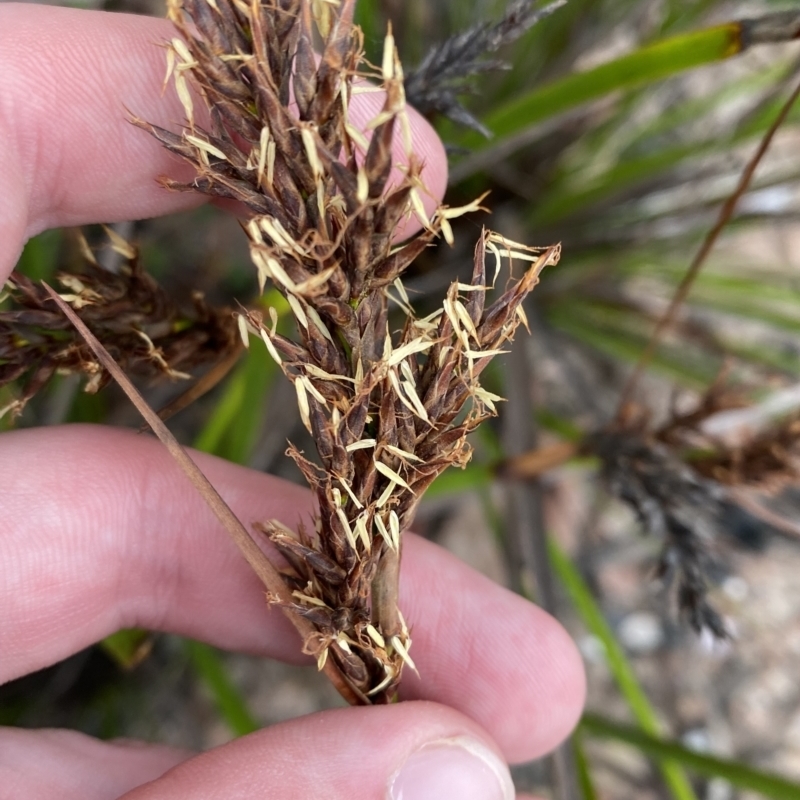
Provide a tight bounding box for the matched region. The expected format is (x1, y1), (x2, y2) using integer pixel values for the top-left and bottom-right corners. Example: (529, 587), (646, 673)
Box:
(120, 702), (514, 800)
(400, 536), (586, 763)
(0, 6), (208, 238)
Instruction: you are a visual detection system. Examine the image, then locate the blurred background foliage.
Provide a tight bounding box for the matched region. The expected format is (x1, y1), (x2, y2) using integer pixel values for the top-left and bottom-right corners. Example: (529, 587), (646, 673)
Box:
(5, 0), (800, 798)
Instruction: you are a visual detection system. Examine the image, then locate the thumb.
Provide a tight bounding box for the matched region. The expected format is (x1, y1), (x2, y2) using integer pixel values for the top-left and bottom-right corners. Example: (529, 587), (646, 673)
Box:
(121, 702), (516, 800)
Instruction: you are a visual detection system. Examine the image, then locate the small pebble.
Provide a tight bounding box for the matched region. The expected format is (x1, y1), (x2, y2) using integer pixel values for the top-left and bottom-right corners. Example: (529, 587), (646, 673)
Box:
(706, 777), (733, 800)
(682, 727), (711, 753)
(618, 612), (664, 654)
(722, 576), (749, 603)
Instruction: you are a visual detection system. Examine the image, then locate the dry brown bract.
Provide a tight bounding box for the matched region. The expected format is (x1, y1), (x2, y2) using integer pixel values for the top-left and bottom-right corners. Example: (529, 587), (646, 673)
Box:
(130, 0), (559, 701)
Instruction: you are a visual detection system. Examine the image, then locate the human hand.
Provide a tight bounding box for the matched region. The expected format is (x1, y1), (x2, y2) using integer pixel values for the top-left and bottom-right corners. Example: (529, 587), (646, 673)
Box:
(0, 5), (586, 799)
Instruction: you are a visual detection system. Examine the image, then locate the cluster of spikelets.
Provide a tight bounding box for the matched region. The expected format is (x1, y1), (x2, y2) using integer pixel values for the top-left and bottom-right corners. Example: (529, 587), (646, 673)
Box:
(589, 372), (800, 640)
(131, 0), (559, 701)
(0, 231), (238, 422)
(589, 429), (732, 638)
(0, 0), (560, 703)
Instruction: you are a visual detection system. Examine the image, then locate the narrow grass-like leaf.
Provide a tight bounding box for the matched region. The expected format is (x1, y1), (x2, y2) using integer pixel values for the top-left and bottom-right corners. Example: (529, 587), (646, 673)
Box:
(531, 62), (792, 224)
(194, 343), (276, 464)
(581, 713), (800, 800)
(556, 261), (800, 375)
(725, 341), (800, 375)
(573, 732), (600, 800)
(450, 13), (800, 183)
(478, 23), (739, 143)
(600, 63), (785, 160)
(184, 639), (259, 737)
(635, 266), (800, 338)
(548, 538), (699, 800)
(530, 142), (703, 226)
(354, 0), (384, 64)
(15, 230), (62, 282)
(617, 73), (800, 412)
(547, 301), (718, 388)
(192, 366), (249, 456)
(100, 629), (153, 670)
(425, 463), (493, 499)
(457, 24), (741, 150)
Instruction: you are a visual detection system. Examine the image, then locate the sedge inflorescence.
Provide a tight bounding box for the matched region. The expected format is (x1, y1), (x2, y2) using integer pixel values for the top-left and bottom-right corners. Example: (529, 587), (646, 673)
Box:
(135, 0), (559, 702)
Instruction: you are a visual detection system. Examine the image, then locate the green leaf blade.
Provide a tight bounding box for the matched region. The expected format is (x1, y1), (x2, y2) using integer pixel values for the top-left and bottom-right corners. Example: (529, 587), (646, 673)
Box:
(549, 539), (699, 800)
(184, 640), (259, 737)
(582, 713), (800, 799)
(457, 23), (741, 153)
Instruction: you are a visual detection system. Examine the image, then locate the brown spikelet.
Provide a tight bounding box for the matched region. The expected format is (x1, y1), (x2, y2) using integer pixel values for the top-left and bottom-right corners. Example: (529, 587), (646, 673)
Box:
(0, 233), (238, 421)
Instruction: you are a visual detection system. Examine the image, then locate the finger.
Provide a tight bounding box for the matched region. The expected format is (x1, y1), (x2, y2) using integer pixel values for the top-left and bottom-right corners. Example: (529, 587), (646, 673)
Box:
(0, 5), (448, 281)
(120, 703), (516, 800)
(0, 425), (584, 762)
(0, 725), (545, 800)
(398, 535), (584, 762)
(0, 727), (190, 800)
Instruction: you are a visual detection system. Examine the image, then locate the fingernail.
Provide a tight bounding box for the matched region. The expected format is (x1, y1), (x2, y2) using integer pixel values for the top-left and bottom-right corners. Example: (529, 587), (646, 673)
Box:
(389, 737), (515, 800)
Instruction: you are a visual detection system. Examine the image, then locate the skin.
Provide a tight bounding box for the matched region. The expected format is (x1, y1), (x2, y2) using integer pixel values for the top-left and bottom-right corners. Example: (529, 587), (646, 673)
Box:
(0, 5), (586, 799)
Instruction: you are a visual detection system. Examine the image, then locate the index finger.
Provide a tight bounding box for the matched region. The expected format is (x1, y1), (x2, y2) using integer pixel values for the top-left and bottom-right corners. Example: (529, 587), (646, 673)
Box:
(0, 4), (448, 280)
(0, 424), (584, 763)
